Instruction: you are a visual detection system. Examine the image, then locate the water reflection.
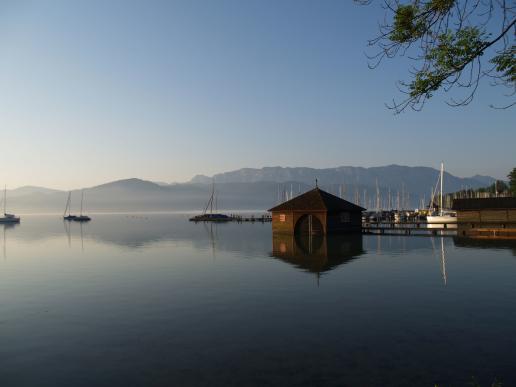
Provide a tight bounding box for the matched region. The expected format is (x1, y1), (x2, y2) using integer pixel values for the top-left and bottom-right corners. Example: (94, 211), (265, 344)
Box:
(2, 215), (516, 387)
(62, 219), (87, 251)
(1, 223), (19, 259)
(453, 236), (516, 256)
(271, 233), (365, 274)
(429, 236), (448, 285)
(6, 215), (516, 258)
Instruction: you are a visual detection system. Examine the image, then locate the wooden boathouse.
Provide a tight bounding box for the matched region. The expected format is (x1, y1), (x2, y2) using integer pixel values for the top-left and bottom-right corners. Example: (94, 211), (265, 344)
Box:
(268, 187), (365, 235)
(453, 197), (516, 238)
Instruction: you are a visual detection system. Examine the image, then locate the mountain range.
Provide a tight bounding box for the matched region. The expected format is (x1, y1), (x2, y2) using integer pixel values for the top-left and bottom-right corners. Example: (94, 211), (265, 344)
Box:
(3, 165), (496, 213)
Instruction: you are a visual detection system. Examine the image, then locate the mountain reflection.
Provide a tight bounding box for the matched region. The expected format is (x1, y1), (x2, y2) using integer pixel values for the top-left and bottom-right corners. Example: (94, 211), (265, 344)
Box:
(4, 215), (516, 259)
(6, 214), (273, 254)
(271, 233), (365, 274)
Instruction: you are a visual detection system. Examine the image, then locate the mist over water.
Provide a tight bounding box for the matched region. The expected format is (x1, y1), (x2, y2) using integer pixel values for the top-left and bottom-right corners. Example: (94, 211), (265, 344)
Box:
(1, 214), (516, 387)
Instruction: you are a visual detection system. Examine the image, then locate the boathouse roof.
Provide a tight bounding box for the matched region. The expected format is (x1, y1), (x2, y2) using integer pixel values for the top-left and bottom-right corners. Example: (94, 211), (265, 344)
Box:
(268, 187), (366, 212)
(452, 197), (516, 210)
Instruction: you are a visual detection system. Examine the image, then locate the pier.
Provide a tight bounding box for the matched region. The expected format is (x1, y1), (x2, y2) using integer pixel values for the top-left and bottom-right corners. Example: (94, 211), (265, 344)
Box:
(362, 221), (457, 236)
(230, 214), (272, 223)
(362, 221), (516, 239)
(189, 214), (272, 223)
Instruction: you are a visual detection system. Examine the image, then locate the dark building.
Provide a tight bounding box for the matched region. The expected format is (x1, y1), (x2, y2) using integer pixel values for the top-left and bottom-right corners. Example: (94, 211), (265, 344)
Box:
(452, 197), (516, 238)
(268, 187), (365, 235)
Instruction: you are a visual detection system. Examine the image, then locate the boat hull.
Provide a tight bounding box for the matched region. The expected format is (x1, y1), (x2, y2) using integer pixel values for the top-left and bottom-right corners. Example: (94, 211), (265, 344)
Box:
(0, 217), (20, 224)
(73, 216), (91, 222)
(427, 215), (457, 224)
(189, 214), (231, 222)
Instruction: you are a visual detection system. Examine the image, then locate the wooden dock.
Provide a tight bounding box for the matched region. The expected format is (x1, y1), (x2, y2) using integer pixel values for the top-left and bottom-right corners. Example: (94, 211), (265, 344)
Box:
(462, 228), (516, 239)
(362, 222), (457, 236)
(190, 214), (272, 223)
(362, 222), (516, 239)
(231, 215), (272, 223)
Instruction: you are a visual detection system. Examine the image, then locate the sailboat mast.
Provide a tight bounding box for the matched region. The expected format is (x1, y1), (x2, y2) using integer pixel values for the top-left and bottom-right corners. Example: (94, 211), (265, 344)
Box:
(3, 185), (6, 215)
(64, 192), (70, 217)
(376, 178), (380, 211)
(441, 237), (447, 286)
(210, 183), (214, 215)
(440, 162), (444, 215)
(80, 191), (84, 216)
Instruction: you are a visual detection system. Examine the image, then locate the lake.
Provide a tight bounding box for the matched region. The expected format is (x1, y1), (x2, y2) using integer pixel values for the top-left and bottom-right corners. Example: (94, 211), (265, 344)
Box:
(1, 214), (515, 387)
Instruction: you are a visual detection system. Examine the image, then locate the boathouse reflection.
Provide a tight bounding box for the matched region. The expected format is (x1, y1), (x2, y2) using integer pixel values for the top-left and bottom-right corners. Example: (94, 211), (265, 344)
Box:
(271, 232), (365, 274)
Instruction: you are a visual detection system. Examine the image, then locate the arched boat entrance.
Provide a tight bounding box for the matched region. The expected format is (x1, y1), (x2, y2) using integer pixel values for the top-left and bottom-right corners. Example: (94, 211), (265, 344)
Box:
(295, 214), (324, 235)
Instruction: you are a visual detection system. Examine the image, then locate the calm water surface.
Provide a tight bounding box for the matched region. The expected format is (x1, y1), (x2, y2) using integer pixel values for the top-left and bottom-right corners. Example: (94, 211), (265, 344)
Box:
(1, 214), (516, 387)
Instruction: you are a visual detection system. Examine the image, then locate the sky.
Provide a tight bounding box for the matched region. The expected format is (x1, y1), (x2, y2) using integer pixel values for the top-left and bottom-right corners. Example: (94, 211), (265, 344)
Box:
(0, 0), (514, 190)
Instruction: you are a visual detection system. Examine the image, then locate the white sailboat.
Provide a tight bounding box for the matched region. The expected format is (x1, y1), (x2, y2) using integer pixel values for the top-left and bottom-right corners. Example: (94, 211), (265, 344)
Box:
(0, 185), (20, 224)
(427, 162), (457, 224)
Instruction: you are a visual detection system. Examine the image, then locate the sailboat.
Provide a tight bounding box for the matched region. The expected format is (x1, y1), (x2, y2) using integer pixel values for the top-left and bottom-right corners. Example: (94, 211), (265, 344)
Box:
(63, 191), (77, 221)
(427, 162), (457, 224)
(189, 183), (231, 222)
(73, 190), (91, 222)
(0, 186), (20, 224)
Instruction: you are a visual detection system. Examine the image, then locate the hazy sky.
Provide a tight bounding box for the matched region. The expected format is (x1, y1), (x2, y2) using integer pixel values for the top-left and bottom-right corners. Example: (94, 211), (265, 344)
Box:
(0, 0), (514, 189)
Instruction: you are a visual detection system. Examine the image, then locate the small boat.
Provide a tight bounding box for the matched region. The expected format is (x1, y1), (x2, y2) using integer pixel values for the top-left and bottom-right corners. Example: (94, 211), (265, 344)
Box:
(72, 190), (91, 222)
(189, 183), (231, 222)
(426, 162), (457, 224)
(0, 186), (20, 224)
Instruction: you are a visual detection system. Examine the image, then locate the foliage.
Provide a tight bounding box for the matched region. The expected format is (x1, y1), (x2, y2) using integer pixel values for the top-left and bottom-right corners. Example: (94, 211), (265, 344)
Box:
(508, 167), (516, 196)
(357, 0), (515, 112)
(446, 179), (510, 202)
(474, 180), (509, 194)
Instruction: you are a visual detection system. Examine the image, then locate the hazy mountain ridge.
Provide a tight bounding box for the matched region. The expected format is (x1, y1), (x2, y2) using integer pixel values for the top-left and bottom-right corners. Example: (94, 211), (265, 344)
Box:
(8, 186), (63, 197)
(192, 165), (495, 193)
(4, 166), (497, 213)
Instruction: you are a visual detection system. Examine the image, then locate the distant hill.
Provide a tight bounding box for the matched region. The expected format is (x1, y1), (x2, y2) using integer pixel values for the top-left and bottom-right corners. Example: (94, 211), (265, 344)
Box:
(4, 166), (497, 213)
(8, 186), (62, 197)
(191, 165), (495, 195)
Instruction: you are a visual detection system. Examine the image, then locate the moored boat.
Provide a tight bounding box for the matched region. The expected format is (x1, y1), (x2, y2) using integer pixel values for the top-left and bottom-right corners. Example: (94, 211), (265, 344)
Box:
(426, 162), (457, 224)
(63, 191), (77, 221)
(72, 190), (91, 222)
(427, 211), (456, 224)
(73, 215), (91, 222)
(0, 186), (20, 224)
(0, 213), (20, 224)
(189, 183), (231, 222)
